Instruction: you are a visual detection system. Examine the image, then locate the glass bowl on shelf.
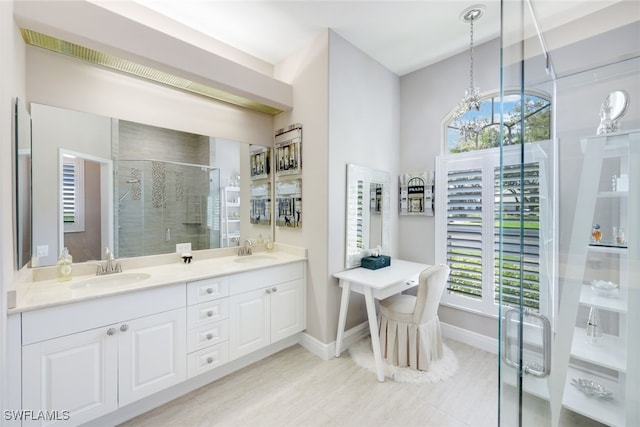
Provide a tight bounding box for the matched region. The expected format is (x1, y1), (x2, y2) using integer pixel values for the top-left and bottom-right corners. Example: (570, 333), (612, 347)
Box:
(590, 280), (619, 298)
(571, 378), (613, 400)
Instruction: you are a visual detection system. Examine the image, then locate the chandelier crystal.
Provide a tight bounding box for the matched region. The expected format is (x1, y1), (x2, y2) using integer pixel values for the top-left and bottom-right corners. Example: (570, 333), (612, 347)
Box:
(453, 7), (484, 121)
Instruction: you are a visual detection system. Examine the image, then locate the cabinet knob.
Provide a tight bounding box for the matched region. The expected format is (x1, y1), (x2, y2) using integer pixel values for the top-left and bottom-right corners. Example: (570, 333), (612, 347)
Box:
(207, 310), (215, 317)
(272, 287), (277, 293)
(206, 287), (214, 294)
(206, 333), (213, 340)
(106, 328), (117, 336)
(266, 289), (272, 294)
(120, 324), (129, 332)
(206, 357), (214, 364)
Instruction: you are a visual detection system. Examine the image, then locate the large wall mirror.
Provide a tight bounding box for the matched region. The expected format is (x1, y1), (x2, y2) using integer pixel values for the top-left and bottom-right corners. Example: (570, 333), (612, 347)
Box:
(28, 103), (274, 267)
(15, 98), (32, 269)
(345, 164), (390, 268)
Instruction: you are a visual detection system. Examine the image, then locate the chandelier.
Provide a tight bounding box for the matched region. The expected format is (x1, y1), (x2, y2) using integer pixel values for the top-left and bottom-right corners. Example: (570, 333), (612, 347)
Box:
(452, 6), (484, 121)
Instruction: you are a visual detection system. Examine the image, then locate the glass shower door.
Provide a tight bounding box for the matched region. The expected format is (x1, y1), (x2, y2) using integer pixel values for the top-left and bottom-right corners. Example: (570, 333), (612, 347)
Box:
(499, 1), (639, 426)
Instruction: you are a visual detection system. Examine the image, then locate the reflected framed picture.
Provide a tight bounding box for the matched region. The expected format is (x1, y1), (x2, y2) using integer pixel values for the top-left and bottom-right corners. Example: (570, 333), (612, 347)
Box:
(250, 182), (271, 225)
(249, 145), (270, 181)
(275, 179), (302, 228)
(399, 171), (434, 216)
(275, 123), (302, 176)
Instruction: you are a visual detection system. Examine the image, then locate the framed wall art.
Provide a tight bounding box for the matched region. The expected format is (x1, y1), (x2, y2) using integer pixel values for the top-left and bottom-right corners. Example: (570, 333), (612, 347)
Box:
(275, 179), (302, 228)
(249, 182), (271, 225)
(399, 171), (434, 216)
(274, 123), (302, 176)
(249, 145), (270, 181)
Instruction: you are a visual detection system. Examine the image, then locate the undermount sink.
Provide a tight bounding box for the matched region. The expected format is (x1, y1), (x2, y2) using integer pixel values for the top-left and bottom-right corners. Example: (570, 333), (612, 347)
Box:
(234, 254), (277, 264)
(70, 273), (151, 294)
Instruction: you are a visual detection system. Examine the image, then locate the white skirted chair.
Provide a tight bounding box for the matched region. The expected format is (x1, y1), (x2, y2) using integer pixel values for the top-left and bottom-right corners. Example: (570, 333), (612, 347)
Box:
(378, 263), (450, 371)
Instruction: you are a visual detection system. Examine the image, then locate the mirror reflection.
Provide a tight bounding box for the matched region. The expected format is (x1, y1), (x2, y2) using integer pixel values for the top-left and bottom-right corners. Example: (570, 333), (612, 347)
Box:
(15, 98), (32, 269)
(345, 164), (390, 268)
(31, 103), (269, 267)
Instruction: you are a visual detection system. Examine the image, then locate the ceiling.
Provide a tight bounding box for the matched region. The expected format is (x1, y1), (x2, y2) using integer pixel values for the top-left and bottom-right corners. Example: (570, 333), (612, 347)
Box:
(132, 1), (621, 76)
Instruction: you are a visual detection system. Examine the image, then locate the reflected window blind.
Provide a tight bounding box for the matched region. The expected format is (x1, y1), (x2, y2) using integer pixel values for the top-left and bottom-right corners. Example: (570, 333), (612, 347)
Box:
(446, 168), (483, 299)
(62, 161), (77, 224)
(494, 163), (541, 310)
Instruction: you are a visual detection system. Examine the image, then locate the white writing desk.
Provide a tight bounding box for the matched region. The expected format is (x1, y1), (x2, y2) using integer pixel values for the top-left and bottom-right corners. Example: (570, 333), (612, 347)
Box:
(333, 259), (430, 382)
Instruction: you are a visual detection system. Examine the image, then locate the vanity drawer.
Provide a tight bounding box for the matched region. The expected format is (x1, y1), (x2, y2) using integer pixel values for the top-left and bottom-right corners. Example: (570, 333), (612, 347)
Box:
(187, 319), (228, 352)
(187, 276), (229, 305)
(229, 261), (304, 295)
(187, 299), (229, 328)
(187, 342), (228, 378)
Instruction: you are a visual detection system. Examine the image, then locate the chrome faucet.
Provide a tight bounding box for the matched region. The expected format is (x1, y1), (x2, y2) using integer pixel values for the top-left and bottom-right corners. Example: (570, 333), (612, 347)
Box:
(237, 239), (254, 256)
(97, 248), (122, 275)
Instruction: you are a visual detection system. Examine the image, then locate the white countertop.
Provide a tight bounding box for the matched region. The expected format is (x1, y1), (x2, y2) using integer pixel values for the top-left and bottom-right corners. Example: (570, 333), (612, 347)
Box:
(11, 249), (306, 314)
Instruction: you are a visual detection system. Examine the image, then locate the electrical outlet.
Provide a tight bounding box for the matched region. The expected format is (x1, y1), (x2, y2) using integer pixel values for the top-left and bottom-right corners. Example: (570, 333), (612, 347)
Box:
(36, 245), (49, 257)
(176, 243), (191, 254)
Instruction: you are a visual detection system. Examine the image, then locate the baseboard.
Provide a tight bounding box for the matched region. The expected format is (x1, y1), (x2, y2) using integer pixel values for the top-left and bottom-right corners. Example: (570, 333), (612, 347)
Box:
(298, 321), (369, 360)
(441, 321), (498, 354)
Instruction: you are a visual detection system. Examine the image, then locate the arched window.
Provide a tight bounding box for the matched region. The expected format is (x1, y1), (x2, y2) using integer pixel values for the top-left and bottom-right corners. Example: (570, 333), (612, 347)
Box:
(445, 91), (551, 154)
(436, 89), (552, 315)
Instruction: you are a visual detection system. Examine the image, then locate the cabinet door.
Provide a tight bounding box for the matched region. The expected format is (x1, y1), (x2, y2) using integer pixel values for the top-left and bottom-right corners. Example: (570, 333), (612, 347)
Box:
(22, 326), (118, 426)
(118, 308), (187, 406)
(229, 289), (270, 360)
(270, 279), (305, 342)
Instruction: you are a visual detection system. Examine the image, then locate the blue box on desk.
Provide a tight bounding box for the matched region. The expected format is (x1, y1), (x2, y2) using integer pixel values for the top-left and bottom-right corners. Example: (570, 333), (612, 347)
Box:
(361, 255), (391, 270)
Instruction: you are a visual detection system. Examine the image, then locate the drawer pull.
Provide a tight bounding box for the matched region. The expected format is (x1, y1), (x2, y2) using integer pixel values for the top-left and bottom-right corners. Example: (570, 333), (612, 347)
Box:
(120, 324), (129, 332)
(206, 356), (214, 364)
(206, 333), (213, 340)
(207, 310), (215, 317)
(406, 280), (416, 286)
(206, 287), (214, 294)
(106, 328), (117, 336)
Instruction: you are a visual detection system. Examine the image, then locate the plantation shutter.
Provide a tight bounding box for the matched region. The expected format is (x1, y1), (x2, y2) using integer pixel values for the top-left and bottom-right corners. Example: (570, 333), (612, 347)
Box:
(62, 156), (85, 232)
(62, 161), (77, 224)
(494, 163), (541, 311)
(446, 168), (483, 299)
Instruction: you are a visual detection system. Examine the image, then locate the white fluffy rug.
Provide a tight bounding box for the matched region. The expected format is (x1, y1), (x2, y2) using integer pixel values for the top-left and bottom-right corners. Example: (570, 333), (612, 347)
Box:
(348, 337), (459, 384)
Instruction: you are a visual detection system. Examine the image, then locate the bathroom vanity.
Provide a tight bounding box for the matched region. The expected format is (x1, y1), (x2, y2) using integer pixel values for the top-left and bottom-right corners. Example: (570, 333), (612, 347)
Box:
(8, 248), (306, 426)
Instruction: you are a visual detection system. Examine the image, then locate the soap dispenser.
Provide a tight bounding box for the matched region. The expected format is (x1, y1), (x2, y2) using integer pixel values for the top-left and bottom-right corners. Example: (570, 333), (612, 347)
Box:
(56, 247), (73, 282)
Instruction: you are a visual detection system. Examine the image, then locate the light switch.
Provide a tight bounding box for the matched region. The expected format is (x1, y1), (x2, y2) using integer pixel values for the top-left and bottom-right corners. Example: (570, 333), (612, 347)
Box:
(176, 243), (191, 254)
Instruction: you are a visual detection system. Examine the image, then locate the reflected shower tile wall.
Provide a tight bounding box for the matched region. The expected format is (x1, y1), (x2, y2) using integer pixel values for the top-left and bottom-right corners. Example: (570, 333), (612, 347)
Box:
(152, 161), (166, 208)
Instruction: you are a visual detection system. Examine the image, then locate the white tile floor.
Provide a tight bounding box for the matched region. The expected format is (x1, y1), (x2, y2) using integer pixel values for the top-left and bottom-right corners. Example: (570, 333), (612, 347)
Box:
(119, 339), (605, 427)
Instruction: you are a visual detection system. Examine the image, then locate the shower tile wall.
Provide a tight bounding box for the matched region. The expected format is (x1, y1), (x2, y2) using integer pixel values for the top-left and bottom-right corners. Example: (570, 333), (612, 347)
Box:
(115, 121), (215, 257)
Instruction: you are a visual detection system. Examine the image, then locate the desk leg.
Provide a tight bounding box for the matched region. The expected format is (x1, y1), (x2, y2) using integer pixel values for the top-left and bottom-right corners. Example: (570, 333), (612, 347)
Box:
(364, 287), (385, 382)
(334, 281), (351, 357)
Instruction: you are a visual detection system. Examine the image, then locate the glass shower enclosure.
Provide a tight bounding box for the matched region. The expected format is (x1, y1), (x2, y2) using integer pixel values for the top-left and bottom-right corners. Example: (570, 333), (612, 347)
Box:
(498, 1), (639, 425)
(115, 159), (221, 258)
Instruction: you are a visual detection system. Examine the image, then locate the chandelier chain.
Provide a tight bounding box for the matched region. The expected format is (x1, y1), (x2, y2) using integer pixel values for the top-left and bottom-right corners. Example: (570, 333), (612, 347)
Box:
(469, 17), (474, 91)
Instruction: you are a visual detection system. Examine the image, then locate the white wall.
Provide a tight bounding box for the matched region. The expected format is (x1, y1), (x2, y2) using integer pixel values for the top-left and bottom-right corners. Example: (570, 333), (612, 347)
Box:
(26, 48), (273, 147)
(327, 32), (400, 332)
(274, 31), (330, 342)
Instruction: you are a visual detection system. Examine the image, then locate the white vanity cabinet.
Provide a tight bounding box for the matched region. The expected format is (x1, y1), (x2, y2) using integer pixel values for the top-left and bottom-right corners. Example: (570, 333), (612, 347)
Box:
(228, 262), (305, 360)
(21, 284), (186, 426)
(186, 276), (230, 378)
